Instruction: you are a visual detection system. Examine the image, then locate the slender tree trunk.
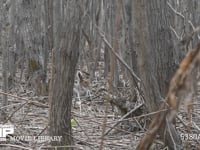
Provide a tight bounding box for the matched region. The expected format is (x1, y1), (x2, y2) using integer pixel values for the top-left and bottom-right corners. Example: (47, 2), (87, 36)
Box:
(0, 0), (9, 122)
(43, 0), (53, 80)
(8, 0), (16, 87)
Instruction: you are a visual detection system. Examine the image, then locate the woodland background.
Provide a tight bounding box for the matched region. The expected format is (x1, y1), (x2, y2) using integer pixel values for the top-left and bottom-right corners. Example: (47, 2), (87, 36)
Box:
(0, 0), (200, 150)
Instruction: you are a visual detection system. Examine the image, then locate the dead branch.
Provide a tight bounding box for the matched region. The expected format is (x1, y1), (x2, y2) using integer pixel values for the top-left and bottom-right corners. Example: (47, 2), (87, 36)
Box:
(104, 103), (144, 136)
(136, 43), (200, 150)
(97, 30), (141, 83)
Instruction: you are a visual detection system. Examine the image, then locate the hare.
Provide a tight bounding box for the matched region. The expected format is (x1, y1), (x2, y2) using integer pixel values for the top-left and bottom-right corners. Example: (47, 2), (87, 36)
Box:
(73, 71), (91, 113)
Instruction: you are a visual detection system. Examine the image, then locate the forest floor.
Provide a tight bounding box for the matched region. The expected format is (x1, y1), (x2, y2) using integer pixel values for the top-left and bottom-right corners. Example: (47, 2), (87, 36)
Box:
(72, 99), (141, 150)
(1, 71), (200, 149)
(0, 74), (142, 150)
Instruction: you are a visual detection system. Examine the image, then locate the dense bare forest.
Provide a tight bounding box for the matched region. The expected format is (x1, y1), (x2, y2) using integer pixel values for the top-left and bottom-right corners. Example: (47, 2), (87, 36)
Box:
(0, 0), (200, 150)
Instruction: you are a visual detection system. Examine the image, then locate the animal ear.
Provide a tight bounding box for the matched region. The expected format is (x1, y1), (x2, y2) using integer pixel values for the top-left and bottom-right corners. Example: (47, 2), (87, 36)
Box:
(77, 71), (83, 82)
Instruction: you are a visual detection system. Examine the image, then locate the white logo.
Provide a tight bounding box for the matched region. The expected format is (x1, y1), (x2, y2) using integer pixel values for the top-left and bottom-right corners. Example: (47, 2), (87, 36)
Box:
(0, 124), (14, 141)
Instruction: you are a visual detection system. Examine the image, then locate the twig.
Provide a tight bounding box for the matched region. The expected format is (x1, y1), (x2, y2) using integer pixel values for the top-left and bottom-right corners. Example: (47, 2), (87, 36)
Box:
(167, 1), (185, 19)
(188, 21), (200, 40)
(180, 25), (200, 48)
(166, 118), (177, 150)
(74, 118), (91, 141)
(99, 96), (109, 150)
(192, 122), (200, 132)
(37, 125), (48, 136)
(134, 108), (168, 119)
(5, 101), (28, 124)
(134, 118), (145, 131)
(0, 144), (32, 150)
(170, 26), (181, 40)
(176, 114), (187, 127)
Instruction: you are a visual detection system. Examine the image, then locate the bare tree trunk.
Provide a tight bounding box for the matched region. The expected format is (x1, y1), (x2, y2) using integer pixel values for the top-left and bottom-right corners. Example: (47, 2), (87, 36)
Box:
(20, 0), (43, 80)
(93, 0), (104, 77)
(53, 0), (62, 52)
(7, 0), (16, 87)
(126, 0), (138, 74)
(49, 1), (83, 148)
(132, 0), (182, 149)
(43, 0), (53, 78)
(132, 0), (161, 113)
(110, 0), (122, 90)
(0, 0), (9, 122)
(145, 0), (178, 97)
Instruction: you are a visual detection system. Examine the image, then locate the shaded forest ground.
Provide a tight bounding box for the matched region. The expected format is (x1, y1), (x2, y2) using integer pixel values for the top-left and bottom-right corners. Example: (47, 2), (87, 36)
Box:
(3, 73), (141, 149)
(1, 58), (200, 150)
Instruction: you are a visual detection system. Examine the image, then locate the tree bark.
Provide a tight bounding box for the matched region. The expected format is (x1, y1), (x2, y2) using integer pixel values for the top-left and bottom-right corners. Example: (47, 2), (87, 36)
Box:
(0, 0), (9, 122)
(132, 0), (181, 149)
(132, 0), (161, 113)
(43, 0), (53, 81)
(49, 1), (82, 148)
